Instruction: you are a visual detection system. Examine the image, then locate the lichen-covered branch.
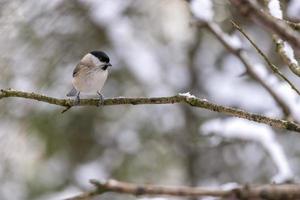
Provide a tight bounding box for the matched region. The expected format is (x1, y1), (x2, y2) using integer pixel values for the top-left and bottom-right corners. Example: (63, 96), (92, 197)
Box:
(65, 179), (300, 200)
(1, 89), (300, 132)
(229, 0), (300, 51)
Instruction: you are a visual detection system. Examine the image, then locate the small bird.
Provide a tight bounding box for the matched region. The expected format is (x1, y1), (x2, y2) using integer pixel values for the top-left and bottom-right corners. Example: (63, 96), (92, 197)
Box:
(67, 51), (112, 105)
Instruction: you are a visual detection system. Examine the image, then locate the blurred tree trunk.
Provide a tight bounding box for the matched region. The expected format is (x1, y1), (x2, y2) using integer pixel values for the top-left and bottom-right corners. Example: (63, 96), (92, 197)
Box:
(179, 26), (203, 200)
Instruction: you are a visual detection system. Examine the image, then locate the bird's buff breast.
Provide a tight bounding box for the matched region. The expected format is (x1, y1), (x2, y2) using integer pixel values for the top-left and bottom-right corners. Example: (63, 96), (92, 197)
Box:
(72, 69), (108, 93)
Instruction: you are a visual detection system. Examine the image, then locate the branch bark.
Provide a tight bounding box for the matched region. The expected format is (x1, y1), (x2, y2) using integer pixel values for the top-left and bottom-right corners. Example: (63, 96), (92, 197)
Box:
(65, 179), (300, 200)
(1, 89), (300, 132)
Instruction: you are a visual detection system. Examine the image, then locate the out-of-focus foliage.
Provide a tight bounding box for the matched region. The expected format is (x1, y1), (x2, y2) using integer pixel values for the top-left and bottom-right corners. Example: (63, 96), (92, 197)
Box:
(0, 0), (300, 200)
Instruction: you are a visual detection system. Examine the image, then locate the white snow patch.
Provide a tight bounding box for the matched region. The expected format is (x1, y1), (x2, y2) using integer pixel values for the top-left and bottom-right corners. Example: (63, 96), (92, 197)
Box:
(283, 41), (298, 65)
(268, 0), (283, 19)
(179, 92), (196, 98)
(190, 0), (214, 22)
(268, 1), (298, 71)
(223, 34), (242, 50)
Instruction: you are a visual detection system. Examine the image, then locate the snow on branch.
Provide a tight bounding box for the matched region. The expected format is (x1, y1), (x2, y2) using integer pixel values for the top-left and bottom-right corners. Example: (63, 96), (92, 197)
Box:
(268, 0), (282, 19)
(190, 0), (214, 22)
(274, 37), (300, 76)
(230, 0), (300, 51)
(265, 0), (300, 77)
(1, 88), (300, 132)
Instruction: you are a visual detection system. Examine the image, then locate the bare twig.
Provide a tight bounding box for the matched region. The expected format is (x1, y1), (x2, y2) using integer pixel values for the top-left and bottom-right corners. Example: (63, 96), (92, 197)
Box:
(205, 23), (293, 119)
(65, 179), (300, 200)
(1, 89), (300, 132)
(231, 21), (300, 96)
(229, 0), (300, 51)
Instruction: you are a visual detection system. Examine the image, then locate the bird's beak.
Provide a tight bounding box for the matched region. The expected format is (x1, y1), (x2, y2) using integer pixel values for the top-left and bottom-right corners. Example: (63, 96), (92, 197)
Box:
(105, 63), (112, 67)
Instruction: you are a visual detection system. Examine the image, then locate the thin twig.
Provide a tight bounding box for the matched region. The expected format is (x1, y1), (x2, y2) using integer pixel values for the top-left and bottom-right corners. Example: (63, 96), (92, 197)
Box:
(229, 0), (300, 51)
(231, 21), (300, 96)
(1, 89), (300, 132)
(61, 106), (72, 114)
(205, 22), (293, 119)
(65, 179), (300, 200)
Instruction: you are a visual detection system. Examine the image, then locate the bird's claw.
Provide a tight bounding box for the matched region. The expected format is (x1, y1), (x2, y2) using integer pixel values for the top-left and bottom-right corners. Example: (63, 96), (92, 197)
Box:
(74, 92), (80, 105)
(97, 91), (104, 107)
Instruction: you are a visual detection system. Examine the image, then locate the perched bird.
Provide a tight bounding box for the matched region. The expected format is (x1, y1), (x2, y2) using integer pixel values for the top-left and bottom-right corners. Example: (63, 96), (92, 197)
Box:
(67, 51), (112, 105)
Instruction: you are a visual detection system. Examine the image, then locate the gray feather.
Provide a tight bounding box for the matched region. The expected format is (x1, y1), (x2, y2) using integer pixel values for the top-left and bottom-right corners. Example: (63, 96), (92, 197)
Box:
(66, 87), (77, 97)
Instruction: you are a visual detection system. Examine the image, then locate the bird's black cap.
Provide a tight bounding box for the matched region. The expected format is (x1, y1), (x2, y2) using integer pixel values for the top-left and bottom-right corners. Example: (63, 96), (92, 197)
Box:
(90, 51), (110, 63)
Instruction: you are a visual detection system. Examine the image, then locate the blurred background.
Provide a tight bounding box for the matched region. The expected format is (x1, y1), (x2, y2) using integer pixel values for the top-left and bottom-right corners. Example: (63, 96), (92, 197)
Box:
(0, 0), (300, 199)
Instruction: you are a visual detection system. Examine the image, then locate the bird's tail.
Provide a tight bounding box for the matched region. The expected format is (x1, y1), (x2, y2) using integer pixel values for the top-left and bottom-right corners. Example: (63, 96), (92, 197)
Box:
(66, 87), (77, 97)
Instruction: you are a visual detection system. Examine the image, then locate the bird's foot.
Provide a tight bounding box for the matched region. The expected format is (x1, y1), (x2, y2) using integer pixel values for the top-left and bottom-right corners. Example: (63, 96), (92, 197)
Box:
(74, 92), (81, 105)
(96, 91), (104, 107)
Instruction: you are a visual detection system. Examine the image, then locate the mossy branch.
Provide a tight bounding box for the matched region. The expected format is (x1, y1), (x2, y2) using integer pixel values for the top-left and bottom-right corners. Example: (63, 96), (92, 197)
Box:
(1, 89), (300, 132)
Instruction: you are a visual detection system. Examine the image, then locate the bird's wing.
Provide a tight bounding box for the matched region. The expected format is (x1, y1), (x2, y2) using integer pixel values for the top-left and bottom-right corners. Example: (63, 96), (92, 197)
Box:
(72, 62), (89, 77)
